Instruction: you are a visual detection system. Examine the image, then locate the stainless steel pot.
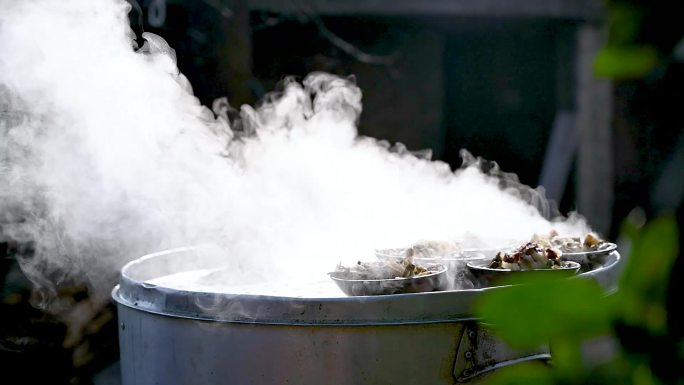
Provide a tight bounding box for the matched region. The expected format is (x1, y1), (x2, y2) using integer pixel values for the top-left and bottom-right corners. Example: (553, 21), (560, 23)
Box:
(113, 247), (621, 385)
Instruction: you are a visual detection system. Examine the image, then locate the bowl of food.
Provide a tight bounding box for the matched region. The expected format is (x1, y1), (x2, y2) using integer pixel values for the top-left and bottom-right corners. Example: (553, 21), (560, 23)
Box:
(531, 231), (617, 271)
(374, 240), (459, 261)
(375, 238), (517, 261)
(455, 236), (519, 260)
(329, 256), (448, 296)
(375, 238), (518, 289)
(467, 242), (581, 287)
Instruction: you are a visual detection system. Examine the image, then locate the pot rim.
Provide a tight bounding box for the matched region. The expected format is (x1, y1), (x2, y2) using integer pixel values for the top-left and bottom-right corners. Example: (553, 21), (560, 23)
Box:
(113, 246), (621, 325)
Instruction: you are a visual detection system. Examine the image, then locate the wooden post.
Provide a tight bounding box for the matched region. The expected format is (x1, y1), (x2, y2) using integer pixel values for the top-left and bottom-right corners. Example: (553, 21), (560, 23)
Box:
(539, 111), (576, 204)
(216, 0), (254, 106)
(538, 23), (578, 205)
(575, 23), (613, 235)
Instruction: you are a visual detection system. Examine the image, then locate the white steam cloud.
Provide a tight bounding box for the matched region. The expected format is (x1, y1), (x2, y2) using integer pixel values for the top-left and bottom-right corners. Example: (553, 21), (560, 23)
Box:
(0, 0), (588, 301)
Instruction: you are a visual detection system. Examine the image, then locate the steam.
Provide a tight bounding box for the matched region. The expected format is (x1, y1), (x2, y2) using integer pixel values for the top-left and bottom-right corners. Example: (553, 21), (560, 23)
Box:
(0, 0), (589, 301)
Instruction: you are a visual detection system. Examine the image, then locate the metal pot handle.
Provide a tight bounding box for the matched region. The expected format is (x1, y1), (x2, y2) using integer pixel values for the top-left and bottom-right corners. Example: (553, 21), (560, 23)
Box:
(452, 321), (551, 383)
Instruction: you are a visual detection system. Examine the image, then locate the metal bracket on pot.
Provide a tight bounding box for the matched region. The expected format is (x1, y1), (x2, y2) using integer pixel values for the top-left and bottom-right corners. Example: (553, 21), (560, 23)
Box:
(452, 321), (551, 383)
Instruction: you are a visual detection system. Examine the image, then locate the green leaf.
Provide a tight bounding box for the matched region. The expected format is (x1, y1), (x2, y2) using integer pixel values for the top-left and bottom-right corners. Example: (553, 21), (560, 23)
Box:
(619, 207), (647, 241)
(616, 215), (679, 333)
(632, 363), (661, 385)
(549, 337), (585, 379)
(481, 362), (554, 385)
(606, 2), (643, 45)
(474, 277), (612, 349)
(594, 46), (659, 79)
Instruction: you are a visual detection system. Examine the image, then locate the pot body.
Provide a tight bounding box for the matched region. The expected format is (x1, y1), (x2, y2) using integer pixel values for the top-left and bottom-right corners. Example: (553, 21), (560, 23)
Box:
(117, 303), (550, 385)
(114, 247), (620, 385)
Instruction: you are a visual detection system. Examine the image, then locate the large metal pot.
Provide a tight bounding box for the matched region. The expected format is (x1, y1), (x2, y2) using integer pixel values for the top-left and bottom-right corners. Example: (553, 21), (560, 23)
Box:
(113, 247), (621, 385)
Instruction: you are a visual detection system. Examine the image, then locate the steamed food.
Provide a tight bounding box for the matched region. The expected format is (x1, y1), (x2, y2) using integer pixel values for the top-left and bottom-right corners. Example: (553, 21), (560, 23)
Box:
(404, 240), (460, 259)
(334, 254), (439, 280)
(488, 242), (562, 271)
(531, 231), (607, 253)
(486, 231), (613, 271)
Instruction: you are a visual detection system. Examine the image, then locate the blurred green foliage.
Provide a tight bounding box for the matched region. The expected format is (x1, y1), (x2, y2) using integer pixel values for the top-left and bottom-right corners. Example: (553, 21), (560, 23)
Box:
(594, 46), (659, 79)
(616, 216), (678, 335)
(475, 275), (611, 349)
(474, 1), (684, 382)
(473, 215), (680, 384)
(594, 0), (684, 79)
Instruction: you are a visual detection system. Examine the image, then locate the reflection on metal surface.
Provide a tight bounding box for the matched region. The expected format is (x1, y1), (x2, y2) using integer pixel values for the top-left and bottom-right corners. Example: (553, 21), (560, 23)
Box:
(453, 322), (550, 383)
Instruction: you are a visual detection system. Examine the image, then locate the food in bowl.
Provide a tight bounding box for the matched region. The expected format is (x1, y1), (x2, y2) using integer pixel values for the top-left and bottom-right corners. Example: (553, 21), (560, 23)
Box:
(329, 255), (447, 296)
(529, 231), (617, 271)
(334, 254), (441, 280)
(375, 237), (516, 261)
(404, 240), (461, 259)
(487, 242), (563, 271)
(531, 231), (612, 253)
(467, 241), (581, 287)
